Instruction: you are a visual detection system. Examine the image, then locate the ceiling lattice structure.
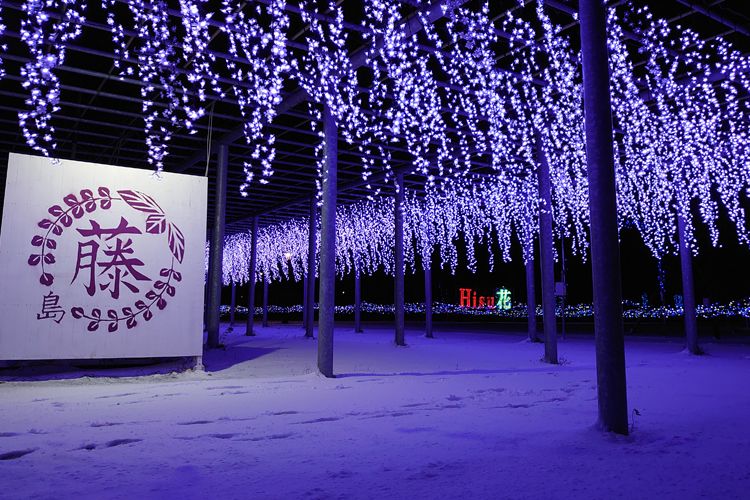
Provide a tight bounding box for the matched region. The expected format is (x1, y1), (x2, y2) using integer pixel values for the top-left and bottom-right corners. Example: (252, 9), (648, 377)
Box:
(0, 0), (747, 233)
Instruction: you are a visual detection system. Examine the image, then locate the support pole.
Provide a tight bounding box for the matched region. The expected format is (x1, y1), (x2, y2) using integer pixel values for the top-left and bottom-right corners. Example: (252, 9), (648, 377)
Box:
(354, 269), (363, 333)
(560, 234), (567, 340)
(306, 197), (317, 338)
(425, 264), (433, 338)
(580, 0), (629, 435)
(206, 143), (228, 349)
(228, 282), (236, 331)
(317, 103), (337, 378)
(245, 216), (258, 336)
(526, 254), (539, 342)
(262, 276), (269, 327)
(677, 214), (701, 354)
(302, 274), (308, 329)
(394, 172), (406, 347)
(536, 137), (558, 364)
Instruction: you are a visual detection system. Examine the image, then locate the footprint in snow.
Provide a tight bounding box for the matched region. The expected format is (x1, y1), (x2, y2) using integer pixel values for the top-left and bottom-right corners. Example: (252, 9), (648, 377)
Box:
(0, 449), (36, 460)
(95, 392), (137, 399)
(237, 432), (294, 442)
(78, 439), (142, 450)
(294, 417), (341, 424)
(206, 433), (237, 440)
(401, 402), (429, 408)
(90, 422), (123, 428)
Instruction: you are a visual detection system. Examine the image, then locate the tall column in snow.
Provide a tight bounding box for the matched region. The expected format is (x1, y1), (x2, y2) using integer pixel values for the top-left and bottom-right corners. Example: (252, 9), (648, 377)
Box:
(317, 103), (337, 377)
(526, 254), (538, 342)
(580, 0), (629, 435)
(536, 137), (558, 364)
(425, 264), (433, 339)
(306, 196), (317, 338)
(394, 172), (406, 347)
(246, 216), (258, 336)
(677, 214), (700, 354)
(262, 276), (269, 327)
(206, 143), (228, 349)
(302, 274), (308, 330)
(228, 282), (236, 330)
(354, 269), (363, 333)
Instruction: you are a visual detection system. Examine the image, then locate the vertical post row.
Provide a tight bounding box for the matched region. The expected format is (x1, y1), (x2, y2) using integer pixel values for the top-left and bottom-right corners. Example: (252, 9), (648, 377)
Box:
(536, 137), (558, 364)
(302, 274), (308, 329)
(245, 216), (258, 336)
(206, 143), (228, 349)
(394, 172), (406, 346)
(525, 255), (538, 342)
(354, 269), (363, 333)
(580, 0), (629, 435)
(228, 282), (236, 330)
(262, 277), (269, 328)
(317, 104), (337, 377)
(678, 215), (700, 354)
(425, 264), (433, 339)
(306, 196), (317, 338)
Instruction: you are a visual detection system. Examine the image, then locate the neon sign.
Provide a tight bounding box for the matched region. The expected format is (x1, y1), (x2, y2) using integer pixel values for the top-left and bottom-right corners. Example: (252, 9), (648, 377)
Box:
(459, 287), (512, 310)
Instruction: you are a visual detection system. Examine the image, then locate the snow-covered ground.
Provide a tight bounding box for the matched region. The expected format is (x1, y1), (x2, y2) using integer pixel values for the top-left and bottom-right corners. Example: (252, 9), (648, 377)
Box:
(1, 324), (749, 499)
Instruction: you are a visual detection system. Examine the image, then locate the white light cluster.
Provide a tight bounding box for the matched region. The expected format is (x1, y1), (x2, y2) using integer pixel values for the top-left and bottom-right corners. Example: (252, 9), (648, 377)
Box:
(103, 0), (184, 172)
(19, 0), (87, 158)
(221, 0), (290, 192)
(295, 0), (368, 198)
(362, 0), (453, 187)
(608, 3), (750, 259)
(0, 4), (7, 79)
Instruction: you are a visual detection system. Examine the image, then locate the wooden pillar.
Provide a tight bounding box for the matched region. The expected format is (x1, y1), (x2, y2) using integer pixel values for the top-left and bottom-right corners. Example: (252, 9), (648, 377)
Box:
(536, 137), (558, 364)
(262, 276), (269, 327)
(245, 216), (258, 336)
(302, 274), (308, 330)
(526, 255), (539, 342)
(580, 0), (629, 435)
(206, 143), (228, 349)
(354, 269), (363, 333)
(317, 103), (337, 377)
(425, 264), (433, 338)
(306, 197), (317, 338)
(228, 282), (236, 330)
(678, 214), (700, 354)
(394, 172), (406, 346)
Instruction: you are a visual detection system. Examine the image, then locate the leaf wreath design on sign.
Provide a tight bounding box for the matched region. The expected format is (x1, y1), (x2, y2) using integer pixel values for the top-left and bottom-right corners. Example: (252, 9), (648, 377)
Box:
(28, 187), (185, 332)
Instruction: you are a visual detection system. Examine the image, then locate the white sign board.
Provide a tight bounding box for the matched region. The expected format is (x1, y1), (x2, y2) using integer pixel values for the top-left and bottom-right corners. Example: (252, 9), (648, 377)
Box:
(0, 153), (207, 360)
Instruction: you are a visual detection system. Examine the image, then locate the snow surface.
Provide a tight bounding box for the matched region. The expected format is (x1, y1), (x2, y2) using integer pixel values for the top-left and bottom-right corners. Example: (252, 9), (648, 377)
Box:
(1, 324), (749, 499)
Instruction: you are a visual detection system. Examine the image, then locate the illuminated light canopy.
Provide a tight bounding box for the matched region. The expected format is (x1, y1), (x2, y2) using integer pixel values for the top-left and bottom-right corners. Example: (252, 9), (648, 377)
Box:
(221, 0), (289, 192)
(608, 3), (750, 259)
(0, 4), (7, 79)
(19, 0), (88, 159)
(103, 0), (188, 173)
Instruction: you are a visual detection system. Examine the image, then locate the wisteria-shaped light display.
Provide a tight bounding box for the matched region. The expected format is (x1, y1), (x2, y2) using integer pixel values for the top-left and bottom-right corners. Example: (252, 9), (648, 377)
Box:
(222, 0), (289, 192)
(608, 4), (750, 257)
(19, 0), (87, 158)
(362, 0), (455, 187)
(0, 4), (7, 79)
(503, 3), (590, 259)
(438, 4), (538, 263)
(295, 0), (370, 197)
(104, 0), (184, 172)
